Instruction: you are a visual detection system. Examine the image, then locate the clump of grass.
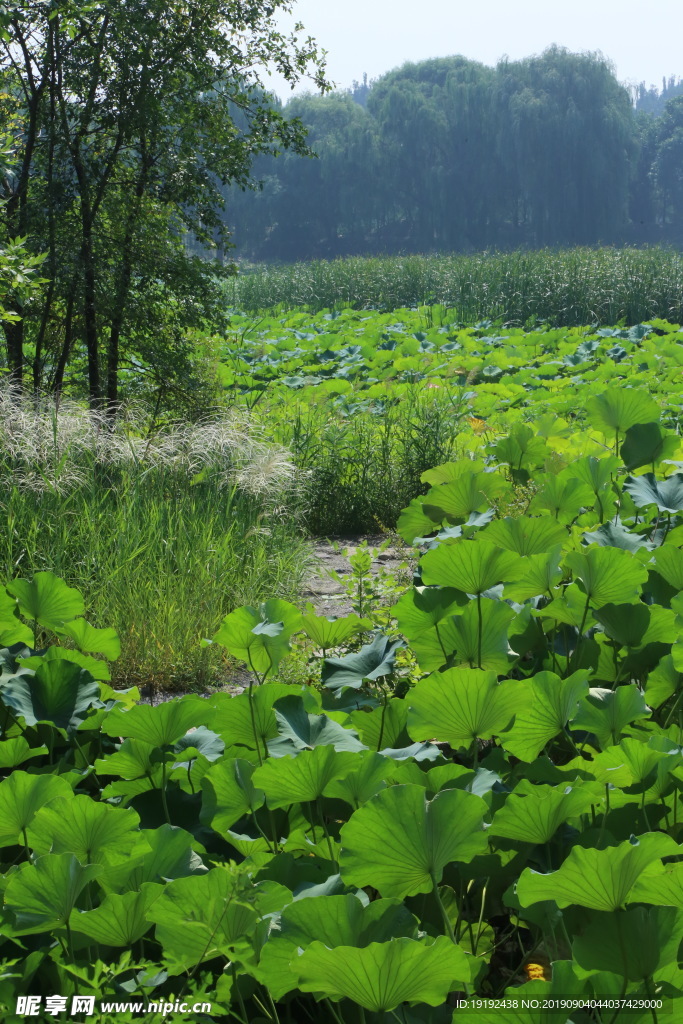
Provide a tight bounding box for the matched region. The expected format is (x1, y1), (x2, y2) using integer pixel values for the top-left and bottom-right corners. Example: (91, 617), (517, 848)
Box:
(0, 388), (310, 690)
(232, 247), (683, 326)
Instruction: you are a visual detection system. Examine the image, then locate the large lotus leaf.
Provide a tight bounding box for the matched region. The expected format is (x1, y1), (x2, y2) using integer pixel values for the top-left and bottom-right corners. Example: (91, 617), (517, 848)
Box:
(421, 459), (486, 486)
(653, 545), (683, 591)
(101, 696), (208, 747)
(210, 684), (292, 751)
(492, 425), (548, 475)
(212, 600), (302, 674)
(1, 659), (101, 732)
(582, 521), (654, 553)
(593, 603), (677, 648)
(4, 853), (102, 932)
(294, 936), (470, 1012)
(500, 671), (589, 762)
(624, 472), (683, 513)
(570, 685), (650, 749)
(421, 470), (506, 523)
(0, 736), (47, 768)
(255, 895), (418, 999)
(94, 738), (160, 784)
(59, 618), (121, 661)
(409, 614), (462, 673)
(448, 600), (514, 672)
(350, 699), (409, 751)
(529, 475), (595, 524)
(27, 796), (140, 864)
(484, 517), (567, 556)
(397, 495), (441, 544)
(252, 746), (358, 809)
(629, 862), (683, 907)
(408, 668), (521, 748)
(488, 781), (599, 844)
(645, 654), (682, 709)
(6, 572), (85, 631)
(200, 758), (265, 833)
(146, 869), (259, 972)
(621, 421), (678, 471)
(564, 546), (647, 606)
(340, 784), (487, 898)
(0, 589), (32, 645)
(113, 824), (206, 892)
(573, 907), (683, 981)
(323, 751), (392, 808)
(71, 883), (163, 946)
(20, 643), (113, 682)
(592, 738), (677, 789)
(268, 694), (365, 755)
(0, 771), (73, 847)
(517, 833), (679, 911)
(322, 633), (403, 692)
(173, 726), (224, 766)
(503, 548), (563, 603)
(572, 454), (621, 495)
(535, 582), (597, 631)
(299, 612), (369, 651)
(586, 389), (659, 438)
(393, 586), (466, 640)
(421, 540), (522, 595)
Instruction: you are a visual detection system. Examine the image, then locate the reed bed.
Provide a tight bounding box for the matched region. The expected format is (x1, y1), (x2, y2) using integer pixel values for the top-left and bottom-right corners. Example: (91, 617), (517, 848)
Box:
(232, 247), (683, 325)
(0, 390), (309, 690)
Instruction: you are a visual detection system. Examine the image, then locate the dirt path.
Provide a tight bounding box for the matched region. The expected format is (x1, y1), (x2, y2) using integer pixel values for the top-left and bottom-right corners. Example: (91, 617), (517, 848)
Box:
(301, 535), (411, 617)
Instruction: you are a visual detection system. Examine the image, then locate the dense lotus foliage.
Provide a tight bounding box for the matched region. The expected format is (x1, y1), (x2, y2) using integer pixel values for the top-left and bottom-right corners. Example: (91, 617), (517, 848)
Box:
(4, 358), (683, 1021)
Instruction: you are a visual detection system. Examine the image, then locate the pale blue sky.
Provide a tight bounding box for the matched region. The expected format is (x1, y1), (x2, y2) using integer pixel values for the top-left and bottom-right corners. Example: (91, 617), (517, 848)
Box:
(269, 0), (682, 100)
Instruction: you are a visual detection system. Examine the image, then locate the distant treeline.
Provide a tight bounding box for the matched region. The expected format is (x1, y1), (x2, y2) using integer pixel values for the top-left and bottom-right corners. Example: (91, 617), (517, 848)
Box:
(223, 48), (683, 261)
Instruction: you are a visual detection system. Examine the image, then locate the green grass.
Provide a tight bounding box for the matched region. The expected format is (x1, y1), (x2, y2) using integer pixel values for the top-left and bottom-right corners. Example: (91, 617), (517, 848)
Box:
(231, 246), (683, 325)
(0, 394), (310, 690)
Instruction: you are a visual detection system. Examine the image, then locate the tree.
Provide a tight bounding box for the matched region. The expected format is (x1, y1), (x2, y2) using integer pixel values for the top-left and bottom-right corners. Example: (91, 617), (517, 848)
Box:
(0, 1), (327, 408)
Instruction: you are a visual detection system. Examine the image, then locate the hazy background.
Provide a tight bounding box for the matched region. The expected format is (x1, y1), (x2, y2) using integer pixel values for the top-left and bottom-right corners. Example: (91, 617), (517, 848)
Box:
(270, 0), (682, 97)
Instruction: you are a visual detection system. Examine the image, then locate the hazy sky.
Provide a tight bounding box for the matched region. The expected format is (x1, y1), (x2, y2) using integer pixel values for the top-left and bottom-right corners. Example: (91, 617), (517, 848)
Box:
(268, 0), (682, 100)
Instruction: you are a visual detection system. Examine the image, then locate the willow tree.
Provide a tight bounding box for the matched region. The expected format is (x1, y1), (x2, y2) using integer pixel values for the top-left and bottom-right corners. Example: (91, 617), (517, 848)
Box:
(0, 1), (327, 407)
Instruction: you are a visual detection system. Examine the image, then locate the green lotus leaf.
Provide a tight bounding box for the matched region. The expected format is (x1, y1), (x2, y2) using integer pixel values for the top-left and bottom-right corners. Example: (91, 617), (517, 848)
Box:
(300, 612), (369, 651)
(323, 751), (392, 808)
(101, 696), (209, 747)
(4, 852), (103, 933)
(488, 781), (599, 844)
(0, 771), (74, 848)
(113, 824), (206, 892)
(6, 571), (85, 631)
(0, 736), (47, 768)
(592, 738), (676, 788)
(340, 784), (487, 898)
(529, 475), (595, 524)
(564, 546), (648, 606)
(582, 521), (654, 553)
(200, 758), (265, 833)
(409, 614), (462, 672)
(570, 684), (650, 749)
(210, 683), (292, 752)
(350, 699), (409, 751)
(253, 745), (359, 809)
(421, 540), (522, 595)
(621, 421), (678, 471)
(448, 600), (515, 672)
(500, 670), (589, 762)
(322, 633), (404, 692)
(268, 694), (366, 755)
(397, 495), (440, 544)
(586, 389), (659, 439)
(629, 862), (683, 907)
(408, 668), (522, 747)
(27, 795), (141, 864)
(393, 586), (466, 640)
(212, 600), (303, 674)
(593, 603), (677, 647)
(94, 738), (160, 781)
(59, 618), (121, 661)
(492, 425), (549, 477)
(294, 936), (470, 1012)
(503, 548), (564, 602)
(0, 588), (33, 645)
(517, 833), (679, 910)
(0, 659), (102, 732)
(484, 516), (567, 556)
(146, 868), (259, 972)
(572, 454), (621, 495)
(653, 545), (683, 590)
(421, 471), (506, 525)
(624, 472), (683, 513)
(71, 883), (163, 946)
(421, 459), (485, 486)
(645, 654), (682, 709)
(573, 907), (683, 981)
